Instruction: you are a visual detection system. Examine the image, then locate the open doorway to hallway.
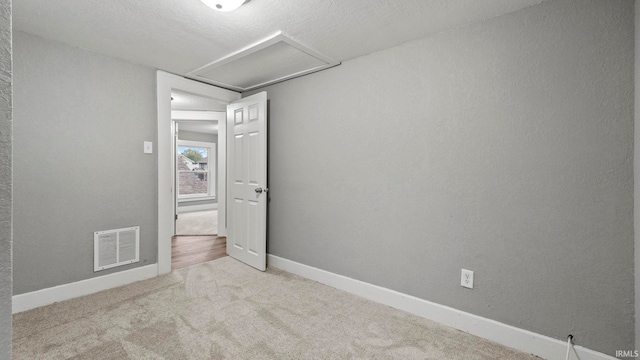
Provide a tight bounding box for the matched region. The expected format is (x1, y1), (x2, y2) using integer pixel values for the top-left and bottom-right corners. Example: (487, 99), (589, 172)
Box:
(158, 71), (241, 275)
(171, 91), (228, 270)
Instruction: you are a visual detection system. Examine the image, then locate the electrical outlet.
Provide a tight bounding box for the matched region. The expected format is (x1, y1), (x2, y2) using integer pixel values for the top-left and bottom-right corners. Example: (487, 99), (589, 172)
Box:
(461, 269), (474, 289)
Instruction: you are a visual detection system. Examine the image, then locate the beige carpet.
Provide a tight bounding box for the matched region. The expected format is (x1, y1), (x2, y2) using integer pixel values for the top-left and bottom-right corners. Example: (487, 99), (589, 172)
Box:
(13, 257), (539, 359)
(175, 209), (218, 235)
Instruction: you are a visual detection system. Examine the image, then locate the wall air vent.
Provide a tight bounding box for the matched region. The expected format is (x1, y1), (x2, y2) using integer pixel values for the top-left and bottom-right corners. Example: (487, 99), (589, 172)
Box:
(94, 226), (140, 272)
(187, 31), (340, 92)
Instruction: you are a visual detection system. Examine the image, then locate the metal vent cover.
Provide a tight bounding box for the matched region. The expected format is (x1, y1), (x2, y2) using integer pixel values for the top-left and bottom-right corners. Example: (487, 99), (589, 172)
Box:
(94, 226), (140, 272)
(187, 32), (340, 91)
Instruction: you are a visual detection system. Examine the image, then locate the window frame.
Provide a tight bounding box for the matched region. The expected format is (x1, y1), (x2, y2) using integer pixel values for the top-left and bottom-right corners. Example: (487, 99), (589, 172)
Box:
(176, 140), (216, 200)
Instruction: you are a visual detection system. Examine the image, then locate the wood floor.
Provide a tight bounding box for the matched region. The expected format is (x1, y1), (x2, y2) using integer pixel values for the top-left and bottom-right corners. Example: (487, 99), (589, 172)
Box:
(171, 235), (227, 270)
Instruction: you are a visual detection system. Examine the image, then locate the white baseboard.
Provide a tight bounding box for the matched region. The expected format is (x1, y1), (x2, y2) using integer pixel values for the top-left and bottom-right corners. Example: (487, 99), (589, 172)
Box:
(12, 264), (158, 314)
(267, 255), (616, 360)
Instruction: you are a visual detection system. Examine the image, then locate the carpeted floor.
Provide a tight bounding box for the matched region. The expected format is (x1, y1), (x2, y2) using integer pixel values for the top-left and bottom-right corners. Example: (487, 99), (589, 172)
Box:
(13, 257), (540, 359)
(175, 209), (218, 235)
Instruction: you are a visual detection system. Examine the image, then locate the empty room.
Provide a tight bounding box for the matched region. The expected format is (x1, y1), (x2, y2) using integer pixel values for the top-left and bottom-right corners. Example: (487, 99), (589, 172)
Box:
(0, 0), (637, 358)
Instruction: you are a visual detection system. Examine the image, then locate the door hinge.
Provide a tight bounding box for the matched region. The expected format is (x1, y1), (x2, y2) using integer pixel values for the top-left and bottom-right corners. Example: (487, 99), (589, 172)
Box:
(175, 214), (178, 220)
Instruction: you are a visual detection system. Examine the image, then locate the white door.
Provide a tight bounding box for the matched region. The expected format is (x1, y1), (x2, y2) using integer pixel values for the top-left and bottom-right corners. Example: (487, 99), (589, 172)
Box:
(226, 92), (267, 271)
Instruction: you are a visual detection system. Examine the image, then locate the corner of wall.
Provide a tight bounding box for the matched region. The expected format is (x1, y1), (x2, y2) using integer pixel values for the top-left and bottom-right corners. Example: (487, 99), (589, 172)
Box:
(634, 0), (639, 350)
(0, 0), (12, 357)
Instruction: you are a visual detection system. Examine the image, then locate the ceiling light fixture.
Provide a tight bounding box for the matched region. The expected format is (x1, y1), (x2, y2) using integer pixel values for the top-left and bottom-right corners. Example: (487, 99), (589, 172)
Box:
(201, 0), (248, 12)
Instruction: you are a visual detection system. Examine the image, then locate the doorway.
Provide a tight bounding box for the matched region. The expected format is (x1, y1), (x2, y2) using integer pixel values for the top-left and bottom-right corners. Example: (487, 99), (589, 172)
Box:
(173, 117), (220, 236)
(158, 72), (269, 274)
(157, 71), (241, 275)
(171, 98), (226, 269)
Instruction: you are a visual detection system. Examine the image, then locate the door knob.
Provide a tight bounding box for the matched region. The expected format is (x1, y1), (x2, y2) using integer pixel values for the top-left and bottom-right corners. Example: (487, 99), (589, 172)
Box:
(255, 187), (268, 194)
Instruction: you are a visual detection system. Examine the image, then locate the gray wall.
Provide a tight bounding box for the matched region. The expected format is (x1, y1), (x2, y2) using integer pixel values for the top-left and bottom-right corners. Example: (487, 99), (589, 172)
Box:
(253, 0), (634, 354)
(0, 0), (11, 357)
(636, 0), (640, 350)
(178, 130), (217, 144)
(13, 32), (158, 294)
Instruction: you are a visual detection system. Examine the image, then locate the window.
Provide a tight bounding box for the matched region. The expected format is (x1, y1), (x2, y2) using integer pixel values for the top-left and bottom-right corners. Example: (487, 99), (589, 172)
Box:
(177, 141), (215, 199)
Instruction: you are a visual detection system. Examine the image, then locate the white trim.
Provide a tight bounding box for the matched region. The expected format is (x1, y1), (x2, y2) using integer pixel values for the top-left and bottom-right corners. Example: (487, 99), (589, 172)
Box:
(12, 264), (158, 314)
(157, 71), (239, 275)
(217, 106), (227, 237)
(177, 196), (217, 203)
(177, 139), (216, 147)
(172, 110), (223, 121)
(177, 202), (218, 213)
(176, 139), (216, 198)
(267, 255), (616, 360)
(173, 110), (222, 134)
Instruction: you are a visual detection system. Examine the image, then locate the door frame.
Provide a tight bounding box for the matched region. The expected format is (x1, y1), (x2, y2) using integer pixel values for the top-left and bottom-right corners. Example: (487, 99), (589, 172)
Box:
(156, 71), (240, 275)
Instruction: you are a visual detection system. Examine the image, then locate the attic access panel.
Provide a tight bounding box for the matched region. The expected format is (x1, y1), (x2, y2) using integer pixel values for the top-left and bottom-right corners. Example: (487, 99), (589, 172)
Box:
(187, 32), (340, 92)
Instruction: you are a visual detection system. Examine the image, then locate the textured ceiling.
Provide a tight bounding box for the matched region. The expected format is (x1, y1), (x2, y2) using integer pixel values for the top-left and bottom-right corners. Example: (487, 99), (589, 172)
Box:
(14, 0), (547, 90)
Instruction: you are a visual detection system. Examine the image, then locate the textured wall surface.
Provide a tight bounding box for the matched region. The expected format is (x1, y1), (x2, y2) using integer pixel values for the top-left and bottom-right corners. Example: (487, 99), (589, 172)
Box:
(0, 0), (10, 357)
(254, 0), (634, 354)
(633, 2), (640, 349)
(13, 32), (157, 294)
